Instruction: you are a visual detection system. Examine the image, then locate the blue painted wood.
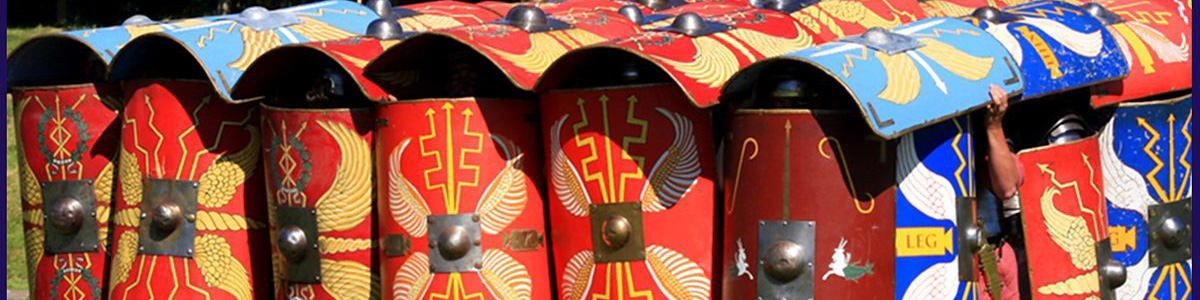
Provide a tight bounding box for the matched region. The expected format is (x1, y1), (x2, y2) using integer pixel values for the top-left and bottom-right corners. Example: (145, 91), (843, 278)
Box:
(1100, 97), (1191, 300)
(780, 17), (1024, 139)
(108, 0), (380, 101)
(967, 0), (1128, 99)
(894, 115), (977, 300)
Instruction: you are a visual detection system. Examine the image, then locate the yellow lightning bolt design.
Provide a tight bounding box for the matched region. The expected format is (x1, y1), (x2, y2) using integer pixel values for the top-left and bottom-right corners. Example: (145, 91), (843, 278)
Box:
(1137, 117), (1170, 202)
(593, 262), (654, 300)
(952, 118), (968, 195)
(294, 8), (368, 17)
(197, 22), (238, 48)
(619, 96), (647, 203)
(1037, 157), (1103, 241)
(840, 47), (871, 77)
(574, 98), (608, 203)
(429, 273), (484, 300)
(1008, 3), (1084, 18)
(420, 107), (450, 212)
(457, 107), (483, 210)
(1176, 111), (1191, 201)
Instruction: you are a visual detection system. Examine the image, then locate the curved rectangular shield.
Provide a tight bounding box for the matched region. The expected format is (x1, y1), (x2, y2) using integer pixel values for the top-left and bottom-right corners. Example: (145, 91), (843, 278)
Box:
(721, 110), (897, 300)
(376, 97), (554, 300)
(1098, 95), (1191, 300)
(768, 17), (1023, 139)
(261, 106), (376, 300)
(1016, 136), (1118, 300)
(13, 84), (119, 300)
(964, 0), (1128, 99)
(895, 116), (981, 300)
(108, 79), (270, 300)
(1090, 0), (1191, 107)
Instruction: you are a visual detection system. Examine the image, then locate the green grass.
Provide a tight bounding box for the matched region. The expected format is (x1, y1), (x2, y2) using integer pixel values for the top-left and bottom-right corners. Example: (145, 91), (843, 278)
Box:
(7, 26), (61, 55)
(5, 27), (59, 291)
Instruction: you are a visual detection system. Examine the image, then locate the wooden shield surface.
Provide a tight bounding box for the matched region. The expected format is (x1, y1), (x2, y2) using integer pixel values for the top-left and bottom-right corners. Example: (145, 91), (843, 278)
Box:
(109, 79), (270, 300)
(14, 84), (119, 300)
(1016, 136), (1110, 300)
(721, 110), (896, 300)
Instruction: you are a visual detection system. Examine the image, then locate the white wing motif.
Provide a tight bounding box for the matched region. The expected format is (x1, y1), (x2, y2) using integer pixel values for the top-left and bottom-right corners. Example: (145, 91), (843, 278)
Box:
(550, 115), (592, 216)
(640, 108), (702, 213)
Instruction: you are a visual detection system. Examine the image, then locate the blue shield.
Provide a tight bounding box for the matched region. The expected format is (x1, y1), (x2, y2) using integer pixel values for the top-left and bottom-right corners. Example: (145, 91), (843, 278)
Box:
(895, 115), (980, 300)
(966, 0), (1128, 98)
(1100, 96), (1192, 300)
(777, 17), (1024, 139)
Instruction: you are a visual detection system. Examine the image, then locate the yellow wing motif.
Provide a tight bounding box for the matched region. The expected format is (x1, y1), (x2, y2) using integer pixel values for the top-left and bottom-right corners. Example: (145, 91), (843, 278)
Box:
(196, 210), (264, 231)
(550, 115), (591, 217)
(650, 37), (741, 88)
(119, 147), (142, 206)
(645, 245), (712, 300)
(95, 163), (115, 249)
(560, 251), (595, 300)
(397, 14), (465, 32)
(1040, 186), (1098, 271)
(318, 236), (372, 255)
(476, 135), (529, 235)
(915, 38), (995, 81)
(110, 231), (139, 291)
(640, 108), (701, 213)
(388, 139), (431, 237)
(818, 0), (902, 29)
(22, 158), (42, 206)
(227, 26), (283, 71)
(480, 29), (602, 75)
(480, 249), (534, 300)
(291, 16), (357, 42)
(198, 127), (260, 209)
(113, 208), (141, 227)
(1036, 270), (1100, 296)
(392, 252), (432, 300)
(874, 51), (921, 104)
(24, 227), (43, 286)
(195, 234), (254, 300)
(726, 22), (815, 58)
(321, 259), (373, 300)
(314, 120), (372, 232)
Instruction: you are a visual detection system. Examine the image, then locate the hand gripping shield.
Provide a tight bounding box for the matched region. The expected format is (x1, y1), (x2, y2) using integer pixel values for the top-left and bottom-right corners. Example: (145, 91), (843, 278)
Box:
(718, 16), (1022, 300)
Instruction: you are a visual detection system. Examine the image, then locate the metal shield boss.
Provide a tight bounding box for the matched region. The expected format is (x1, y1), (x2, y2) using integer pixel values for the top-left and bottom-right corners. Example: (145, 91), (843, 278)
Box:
(377, 98), (553, 300)
(108, 79), (270, 300)
(721, 110), (895, 300)
(262, 106), (376, 300)
(1017, 136), (1122, 300)
(1088, 0), (1192, 106)
(541, 84), (716, 300)
(1099, 95), (1191, 300)
(13, 84), (119, 300)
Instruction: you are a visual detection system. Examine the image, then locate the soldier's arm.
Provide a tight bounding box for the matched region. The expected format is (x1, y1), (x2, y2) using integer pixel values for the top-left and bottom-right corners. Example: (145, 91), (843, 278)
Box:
(985, 85), (1022, 199)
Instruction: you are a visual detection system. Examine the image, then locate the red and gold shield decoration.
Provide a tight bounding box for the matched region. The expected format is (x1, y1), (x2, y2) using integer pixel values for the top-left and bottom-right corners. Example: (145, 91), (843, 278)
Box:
(721, 110), (896, 299)
(1017, 136), (1111, 300)
(1090, 0), (1192, 107)
(108, 79), (270, 300)
(261, 106), (375, 300)
(14, 84), (120, 300)
(917, 0), (1036, 17)
(377, 98), (553, 300)
(541, 83), (717, 300)
(782, 0), (926, 43)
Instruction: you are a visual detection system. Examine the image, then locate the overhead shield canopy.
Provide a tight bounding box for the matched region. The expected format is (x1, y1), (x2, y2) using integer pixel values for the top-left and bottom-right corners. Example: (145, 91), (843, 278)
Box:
(1087, 0), (1192, 106)
(727, 17), (1024, 139)
(108, 0), (381, 102)
(964, 0), (1128, 99)
(231, 0), (504, 103)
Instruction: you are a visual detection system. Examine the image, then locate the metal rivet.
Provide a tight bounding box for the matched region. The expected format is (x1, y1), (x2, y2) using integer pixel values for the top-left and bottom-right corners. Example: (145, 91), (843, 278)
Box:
(186, 249), (193, 255)
(474, 261), (483, 269)
(192, 182), (199, 188)
(472, 214), (480, 222)
(138, 246), (144, 252)
(186, 214), (196, 222)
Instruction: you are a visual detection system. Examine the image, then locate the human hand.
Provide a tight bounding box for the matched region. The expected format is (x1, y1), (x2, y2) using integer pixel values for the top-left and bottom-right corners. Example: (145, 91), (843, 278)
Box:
(986, 84), (1007, 126)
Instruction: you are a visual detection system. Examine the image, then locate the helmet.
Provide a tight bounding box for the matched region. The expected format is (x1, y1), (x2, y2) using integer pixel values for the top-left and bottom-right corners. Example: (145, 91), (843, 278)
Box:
(1044, 114), (1090, 145)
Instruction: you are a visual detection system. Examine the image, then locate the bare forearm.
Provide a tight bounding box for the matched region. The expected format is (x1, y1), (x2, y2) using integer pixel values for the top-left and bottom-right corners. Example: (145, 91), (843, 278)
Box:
(986, 124), (1021, 199)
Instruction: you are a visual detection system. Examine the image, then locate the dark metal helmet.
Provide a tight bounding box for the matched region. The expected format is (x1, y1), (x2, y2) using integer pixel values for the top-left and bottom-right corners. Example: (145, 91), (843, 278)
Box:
(305, 68), (348, 105)
(754, 74), (819, 109)
(1044, 114), (1090, 145)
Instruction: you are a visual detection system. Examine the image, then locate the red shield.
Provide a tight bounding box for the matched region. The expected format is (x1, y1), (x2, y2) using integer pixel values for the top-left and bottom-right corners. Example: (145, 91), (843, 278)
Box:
(1091, 0), (1192, 106)
(108, 79), (271, 300)
(13, 84), (119, 300)
(1017, 136), (1110, 300)
(261, 106), (376, 299)
(720, 110), (896, 299)
(541, 83), (717, 300)
(376, 98), (553, 300)
(785, 0), (927, 43)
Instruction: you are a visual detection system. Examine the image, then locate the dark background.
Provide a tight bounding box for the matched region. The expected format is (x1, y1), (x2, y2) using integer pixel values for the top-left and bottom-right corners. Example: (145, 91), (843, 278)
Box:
(7, 0), (427, 28)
